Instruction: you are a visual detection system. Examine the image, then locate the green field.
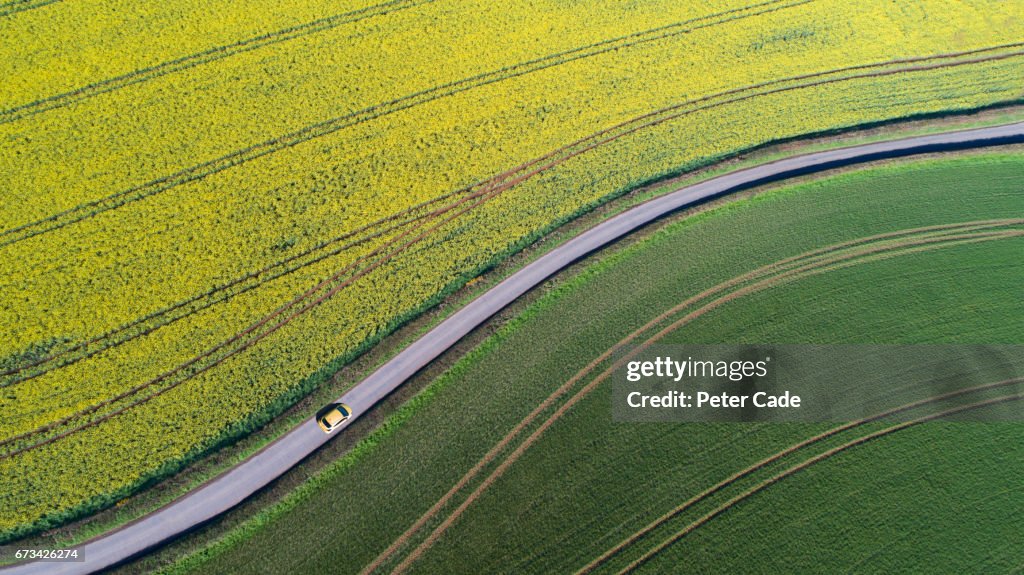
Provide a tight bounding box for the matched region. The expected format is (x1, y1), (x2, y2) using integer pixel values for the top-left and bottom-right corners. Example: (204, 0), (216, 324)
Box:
(11, 0), (1024, 540)
(167, 152), (1024, 574)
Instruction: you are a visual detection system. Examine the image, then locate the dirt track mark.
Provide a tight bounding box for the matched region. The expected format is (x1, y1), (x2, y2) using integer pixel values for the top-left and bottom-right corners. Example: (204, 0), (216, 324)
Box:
(4, 46), (1021, 452)
(616, 393), (1024, 574)
(0, 0), (58, 18)
(0, 0), (437, 124)
(0, 0), (804, 245)
(358, 220), (1020, 574)
(378, 226), (1022, 574)
(578, 378), (1024, 574)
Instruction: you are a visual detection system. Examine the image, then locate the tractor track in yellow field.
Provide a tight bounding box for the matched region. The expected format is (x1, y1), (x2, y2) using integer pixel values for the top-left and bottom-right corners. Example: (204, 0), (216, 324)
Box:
(0, 0), (807, 244)
(0, 0), (59, 19)
(3, 43), (1021, 460)
(0, 0), (438, 123)
(3, 43), (1018, 408)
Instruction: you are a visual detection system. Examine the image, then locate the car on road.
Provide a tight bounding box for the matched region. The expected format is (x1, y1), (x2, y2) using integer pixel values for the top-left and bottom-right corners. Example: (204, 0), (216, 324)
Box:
(316, 403), (352, 433)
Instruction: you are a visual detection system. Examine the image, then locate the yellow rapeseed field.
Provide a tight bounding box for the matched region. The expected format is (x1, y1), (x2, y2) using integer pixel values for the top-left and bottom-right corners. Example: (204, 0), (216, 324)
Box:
(0, 0), (1021, 538)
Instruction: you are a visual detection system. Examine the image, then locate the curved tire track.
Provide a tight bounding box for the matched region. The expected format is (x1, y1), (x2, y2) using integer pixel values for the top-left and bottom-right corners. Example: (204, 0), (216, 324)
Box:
(578, 380), (1024, 574)
(361, 219), (1021, 574)
(3, 122), (1023, 575)
(0, 0), (804, 246)
(385, 229), (1023, 575)
(3, 44), (1019, 396)
(615, 393), (1024, 574)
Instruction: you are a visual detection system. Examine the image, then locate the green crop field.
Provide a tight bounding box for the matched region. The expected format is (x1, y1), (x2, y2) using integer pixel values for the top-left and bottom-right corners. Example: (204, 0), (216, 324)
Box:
(638, 421), (1024, 574)
(165, 152), (1024, 574)
(4, 0), (1024, 539)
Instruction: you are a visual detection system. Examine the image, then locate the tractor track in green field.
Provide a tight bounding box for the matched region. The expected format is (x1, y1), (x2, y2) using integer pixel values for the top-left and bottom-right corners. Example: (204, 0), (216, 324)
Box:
(581, 378), (1024, 574)
(5, 120), (1023, 575)
(3, 44), (1020, 440)
(359, 220), (1021, 575)
(612, 392), (1024, 574)
(365, 223), (1023, 575)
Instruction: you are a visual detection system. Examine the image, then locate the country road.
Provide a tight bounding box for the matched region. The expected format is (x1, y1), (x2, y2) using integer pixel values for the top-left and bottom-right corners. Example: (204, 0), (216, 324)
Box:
(5, 121), (1023, 575)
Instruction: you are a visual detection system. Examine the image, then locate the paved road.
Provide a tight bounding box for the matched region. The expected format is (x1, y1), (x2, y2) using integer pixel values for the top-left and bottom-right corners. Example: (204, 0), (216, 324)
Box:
(5, 121), (1023, 574)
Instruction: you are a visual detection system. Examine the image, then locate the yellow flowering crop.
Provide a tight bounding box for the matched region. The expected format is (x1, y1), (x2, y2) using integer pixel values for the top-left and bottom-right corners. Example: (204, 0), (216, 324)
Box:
(0, 0), (1021, 538)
